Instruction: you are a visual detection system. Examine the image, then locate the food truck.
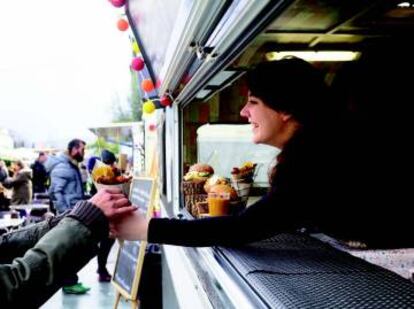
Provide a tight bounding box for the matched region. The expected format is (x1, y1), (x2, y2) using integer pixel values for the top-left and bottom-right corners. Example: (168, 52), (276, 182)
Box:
(123, 1), (414, 307)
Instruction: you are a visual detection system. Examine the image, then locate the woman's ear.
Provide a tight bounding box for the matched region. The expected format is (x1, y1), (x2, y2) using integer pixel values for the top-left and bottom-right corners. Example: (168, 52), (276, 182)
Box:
(281, 112), (292, 122)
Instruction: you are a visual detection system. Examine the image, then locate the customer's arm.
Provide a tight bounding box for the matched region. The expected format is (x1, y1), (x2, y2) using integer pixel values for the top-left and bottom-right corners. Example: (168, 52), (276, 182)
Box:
(0, 211), (68, 264)
(0, 188), (135, 308)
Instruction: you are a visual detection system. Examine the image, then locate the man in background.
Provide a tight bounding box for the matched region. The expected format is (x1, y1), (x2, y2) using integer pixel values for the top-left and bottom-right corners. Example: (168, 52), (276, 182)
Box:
(31, 152), (48, 195)
(46, 138), (90, 295)
(95, 150), (117, 282)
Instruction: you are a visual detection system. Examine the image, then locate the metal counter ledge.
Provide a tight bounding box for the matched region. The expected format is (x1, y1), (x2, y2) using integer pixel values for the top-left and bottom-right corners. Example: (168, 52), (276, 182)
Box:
(161, 231), (414, 309)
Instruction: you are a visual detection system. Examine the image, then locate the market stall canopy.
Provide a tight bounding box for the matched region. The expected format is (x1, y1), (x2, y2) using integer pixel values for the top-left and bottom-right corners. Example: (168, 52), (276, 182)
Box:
(0, 148), (38, 163)
(88, 122), (143, 147)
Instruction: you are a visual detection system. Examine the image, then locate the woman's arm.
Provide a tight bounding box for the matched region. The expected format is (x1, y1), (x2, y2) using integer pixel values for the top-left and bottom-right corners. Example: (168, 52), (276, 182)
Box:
(148, 194), (296, 247)
(111, 192), (298, 247)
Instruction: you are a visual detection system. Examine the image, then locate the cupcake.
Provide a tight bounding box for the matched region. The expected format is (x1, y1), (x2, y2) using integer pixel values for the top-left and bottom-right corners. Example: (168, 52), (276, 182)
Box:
(203, 175), (229, 193)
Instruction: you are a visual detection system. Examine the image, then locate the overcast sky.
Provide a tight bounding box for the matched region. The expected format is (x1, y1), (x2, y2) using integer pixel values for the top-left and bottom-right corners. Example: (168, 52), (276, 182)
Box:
(0, 0), (132, 148)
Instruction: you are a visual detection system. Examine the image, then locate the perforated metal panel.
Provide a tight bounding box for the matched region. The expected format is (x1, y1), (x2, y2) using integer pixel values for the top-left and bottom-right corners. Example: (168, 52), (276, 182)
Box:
(218, 233), (414, 308)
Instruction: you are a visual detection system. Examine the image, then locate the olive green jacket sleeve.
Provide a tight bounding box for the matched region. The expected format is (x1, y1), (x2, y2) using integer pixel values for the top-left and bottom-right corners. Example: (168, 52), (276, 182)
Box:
(0, 202), (107, 307)
(0, 213), (65, 264)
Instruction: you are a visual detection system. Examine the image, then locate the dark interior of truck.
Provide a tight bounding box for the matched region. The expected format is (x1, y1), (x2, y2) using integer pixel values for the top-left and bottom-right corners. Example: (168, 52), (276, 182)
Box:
(182, 0), (414, 243)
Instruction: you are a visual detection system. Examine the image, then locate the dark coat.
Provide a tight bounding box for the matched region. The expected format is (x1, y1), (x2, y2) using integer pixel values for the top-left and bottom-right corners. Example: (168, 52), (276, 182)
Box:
(3, 169), (32, 205)
(31, 160), (48, 193)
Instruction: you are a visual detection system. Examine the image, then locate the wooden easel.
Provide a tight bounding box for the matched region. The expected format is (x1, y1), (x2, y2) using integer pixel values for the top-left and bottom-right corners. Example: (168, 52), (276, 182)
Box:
(113, 291), (139, 309)
(113, 151), (160, 309)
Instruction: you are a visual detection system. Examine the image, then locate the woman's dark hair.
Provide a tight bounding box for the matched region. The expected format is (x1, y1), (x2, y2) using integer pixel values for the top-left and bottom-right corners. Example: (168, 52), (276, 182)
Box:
(247, 58), (338, 189)
(247, 57), (332, 131)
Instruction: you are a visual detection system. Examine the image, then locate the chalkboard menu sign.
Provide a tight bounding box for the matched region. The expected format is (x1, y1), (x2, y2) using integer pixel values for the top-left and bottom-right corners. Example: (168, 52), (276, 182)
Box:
(129, 178), (154, 212)
(113, 240), (141, 295)
(112, 177), (156, 300)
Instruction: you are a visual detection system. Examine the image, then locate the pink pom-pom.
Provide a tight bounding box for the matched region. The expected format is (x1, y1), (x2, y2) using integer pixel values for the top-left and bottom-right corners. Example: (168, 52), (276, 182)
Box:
(131, 57), (145, 71)
(110, 0), (126, 8)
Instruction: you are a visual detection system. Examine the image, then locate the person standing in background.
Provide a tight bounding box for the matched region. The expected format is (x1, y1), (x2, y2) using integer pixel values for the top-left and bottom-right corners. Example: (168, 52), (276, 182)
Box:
(3, 160), (32, 205)
(94, 149), (118, 282)
(45, 138), (90, 294)
(0, 160), (8, 183)
(80, 163), (88, 194)
(87, 156), (99, 196)
(46, 139), (85, 214)
(0, 161), (10, 210)
(31, 152), (48, 195)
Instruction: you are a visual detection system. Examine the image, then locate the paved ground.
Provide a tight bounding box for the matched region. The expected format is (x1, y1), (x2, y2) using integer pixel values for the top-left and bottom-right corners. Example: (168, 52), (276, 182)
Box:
(41, 241), (131, 309)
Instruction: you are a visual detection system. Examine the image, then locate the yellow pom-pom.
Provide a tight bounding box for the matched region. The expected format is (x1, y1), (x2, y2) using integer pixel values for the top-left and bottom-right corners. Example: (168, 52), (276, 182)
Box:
(143, 100), (156, 114)
(132, 41), (140, 54)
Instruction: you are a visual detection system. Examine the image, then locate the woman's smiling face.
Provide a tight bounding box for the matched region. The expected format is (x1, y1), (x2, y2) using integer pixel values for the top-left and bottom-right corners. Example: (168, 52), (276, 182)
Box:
(240, 93), (293, 148)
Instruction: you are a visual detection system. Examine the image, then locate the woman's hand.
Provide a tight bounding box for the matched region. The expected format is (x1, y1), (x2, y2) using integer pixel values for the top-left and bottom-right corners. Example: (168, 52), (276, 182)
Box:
(109, 209), (149, 241)
(89, 187), (136, 219)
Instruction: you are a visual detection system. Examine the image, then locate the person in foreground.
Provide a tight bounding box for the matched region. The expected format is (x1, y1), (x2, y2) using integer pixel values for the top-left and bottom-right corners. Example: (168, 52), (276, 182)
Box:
(0, 187), (136, 307)
(110, 57), (411, 249)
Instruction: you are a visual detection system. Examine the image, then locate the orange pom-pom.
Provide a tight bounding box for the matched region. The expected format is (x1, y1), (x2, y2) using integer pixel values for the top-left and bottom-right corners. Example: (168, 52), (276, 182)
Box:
(117, 19), (129, 31)
(141, 79), (154, 93)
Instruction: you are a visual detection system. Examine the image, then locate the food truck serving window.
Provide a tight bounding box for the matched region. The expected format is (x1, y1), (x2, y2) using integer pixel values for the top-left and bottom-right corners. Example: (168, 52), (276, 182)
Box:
(128, 0), (182, 83)
(181, 74), (278, 194)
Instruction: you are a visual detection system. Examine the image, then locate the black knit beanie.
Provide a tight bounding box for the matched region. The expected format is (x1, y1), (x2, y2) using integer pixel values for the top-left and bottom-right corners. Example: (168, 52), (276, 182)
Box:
(101, 150), (116, 165)
(247, 57), (329, 128)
